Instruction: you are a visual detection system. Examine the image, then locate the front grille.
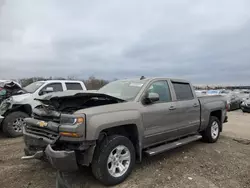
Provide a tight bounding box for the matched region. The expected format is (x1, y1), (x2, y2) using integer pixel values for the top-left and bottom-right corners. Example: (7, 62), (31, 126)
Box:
(32, 113), (60, 123)
(25, 124), (59, 142)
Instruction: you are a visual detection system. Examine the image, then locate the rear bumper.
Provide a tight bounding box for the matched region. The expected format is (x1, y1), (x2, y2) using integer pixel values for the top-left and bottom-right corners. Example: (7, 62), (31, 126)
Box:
(45, 144), (78, 172)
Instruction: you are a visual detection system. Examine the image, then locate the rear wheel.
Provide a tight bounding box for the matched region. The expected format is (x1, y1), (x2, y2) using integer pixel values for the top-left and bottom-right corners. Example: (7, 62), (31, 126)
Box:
(2, 111), (28, 137)
(91, 135), (135, 186)
(202, 116), (220, 143)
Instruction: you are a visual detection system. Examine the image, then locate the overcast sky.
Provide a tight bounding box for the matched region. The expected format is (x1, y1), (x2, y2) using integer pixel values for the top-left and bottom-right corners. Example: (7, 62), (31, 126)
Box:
(0, 0), (250, 84)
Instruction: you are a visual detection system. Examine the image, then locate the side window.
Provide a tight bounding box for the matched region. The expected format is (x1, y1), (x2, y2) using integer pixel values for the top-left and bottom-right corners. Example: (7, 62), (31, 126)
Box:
(65, 83), (83, 90)
(40, 83), (63, 95)
(147, 81), (172, 102)
(172, 82), (194, 100)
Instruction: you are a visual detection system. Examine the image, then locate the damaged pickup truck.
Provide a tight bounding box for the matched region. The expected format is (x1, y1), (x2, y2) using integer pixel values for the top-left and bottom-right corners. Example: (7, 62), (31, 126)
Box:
(0, 80), (86, 137)
(22, 77), (228, 186)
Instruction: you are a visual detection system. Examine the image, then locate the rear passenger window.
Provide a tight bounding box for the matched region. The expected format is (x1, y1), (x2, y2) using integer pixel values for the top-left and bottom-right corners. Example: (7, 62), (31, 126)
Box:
(172, 82), (194, 100)
(65, 83), (83, 90)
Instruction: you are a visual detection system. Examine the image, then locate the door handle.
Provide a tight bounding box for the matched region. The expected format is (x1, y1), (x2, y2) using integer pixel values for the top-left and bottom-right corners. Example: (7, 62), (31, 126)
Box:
(193, 103), (199, 107)
(169, 106), (176, 110)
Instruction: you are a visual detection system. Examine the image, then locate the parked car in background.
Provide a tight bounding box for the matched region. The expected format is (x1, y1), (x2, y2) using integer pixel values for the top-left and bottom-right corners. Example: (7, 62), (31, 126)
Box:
(240, 98), (250, 112)
(224, 93), (241, 111)
(206, 89), (231, 96)
(195, 90), (207, 96)
(206, 90), (221, 95)
(22, 77), (227, 186)
(0, 80), (87, 137)
(234, 90), (250, 103)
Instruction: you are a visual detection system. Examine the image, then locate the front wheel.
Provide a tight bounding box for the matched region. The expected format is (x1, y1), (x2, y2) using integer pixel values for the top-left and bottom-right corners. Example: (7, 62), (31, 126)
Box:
(2, 111), (28, 137)
(91, 135), (135, 186)
(202, 116), (221, 143)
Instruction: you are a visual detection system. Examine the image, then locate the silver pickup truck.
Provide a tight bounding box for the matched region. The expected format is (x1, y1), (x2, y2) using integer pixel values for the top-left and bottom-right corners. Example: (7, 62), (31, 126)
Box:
(22, 77), (228, 186)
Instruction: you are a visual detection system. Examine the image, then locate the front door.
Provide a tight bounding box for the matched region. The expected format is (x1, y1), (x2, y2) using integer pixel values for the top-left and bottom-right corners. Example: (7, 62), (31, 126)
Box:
(141, 80), (180, 147)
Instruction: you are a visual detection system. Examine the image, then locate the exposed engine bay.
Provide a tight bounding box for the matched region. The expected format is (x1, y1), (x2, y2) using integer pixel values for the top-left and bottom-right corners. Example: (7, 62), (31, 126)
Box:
(34, 92), (125, 115)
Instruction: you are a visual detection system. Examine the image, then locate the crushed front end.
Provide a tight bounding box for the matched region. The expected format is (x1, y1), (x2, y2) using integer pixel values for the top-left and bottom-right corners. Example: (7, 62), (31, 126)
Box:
(22, 91), (123, 171)
(23, 107), (95, 172)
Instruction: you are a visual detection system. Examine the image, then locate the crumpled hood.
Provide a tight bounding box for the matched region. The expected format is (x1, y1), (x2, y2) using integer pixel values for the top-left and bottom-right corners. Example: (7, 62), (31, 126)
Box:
(36, 91), (124, 102)
(34, 90), (126, 113)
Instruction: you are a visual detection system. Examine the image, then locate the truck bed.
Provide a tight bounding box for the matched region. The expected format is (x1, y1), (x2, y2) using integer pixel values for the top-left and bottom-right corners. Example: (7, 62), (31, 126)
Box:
(198, 95), (227, 131)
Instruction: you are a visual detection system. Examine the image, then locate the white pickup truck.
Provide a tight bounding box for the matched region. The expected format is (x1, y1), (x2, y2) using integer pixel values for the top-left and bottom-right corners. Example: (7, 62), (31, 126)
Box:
(0, 80), (87, 137)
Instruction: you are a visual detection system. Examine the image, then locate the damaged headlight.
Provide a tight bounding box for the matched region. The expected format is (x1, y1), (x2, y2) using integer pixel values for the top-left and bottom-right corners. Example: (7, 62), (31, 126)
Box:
(59, 114), (86, 138)
(60, 115), (85, 125)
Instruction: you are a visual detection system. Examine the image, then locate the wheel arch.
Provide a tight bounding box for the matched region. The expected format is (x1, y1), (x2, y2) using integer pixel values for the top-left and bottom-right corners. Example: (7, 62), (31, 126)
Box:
(97, 124), (142, 162)
(4, 104), (32, 117)
(210, 110), (222, 131)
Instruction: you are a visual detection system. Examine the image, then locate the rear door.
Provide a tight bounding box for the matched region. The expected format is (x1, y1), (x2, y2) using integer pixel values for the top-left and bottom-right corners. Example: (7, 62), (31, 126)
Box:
(170, 81), (200, 136)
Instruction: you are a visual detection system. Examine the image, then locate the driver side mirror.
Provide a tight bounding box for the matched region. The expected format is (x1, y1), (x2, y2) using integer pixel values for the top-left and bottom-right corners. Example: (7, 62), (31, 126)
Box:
(144, 92), (160, 104)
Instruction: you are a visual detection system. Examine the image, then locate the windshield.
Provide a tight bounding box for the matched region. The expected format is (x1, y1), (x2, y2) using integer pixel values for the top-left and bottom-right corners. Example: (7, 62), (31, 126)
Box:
(98, 80), (146, 101)
(24, 81), (44, 93)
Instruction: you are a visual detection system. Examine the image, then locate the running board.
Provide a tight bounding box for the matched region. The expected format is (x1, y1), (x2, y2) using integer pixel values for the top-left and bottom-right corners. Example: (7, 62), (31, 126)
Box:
(144, 135), (202, 156)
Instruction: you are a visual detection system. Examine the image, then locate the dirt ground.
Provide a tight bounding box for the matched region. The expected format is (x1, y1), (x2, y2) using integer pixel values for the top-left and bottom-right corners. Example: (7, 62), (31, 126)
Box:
(223, 110), (250, 140)
(0, 111), (249, 188)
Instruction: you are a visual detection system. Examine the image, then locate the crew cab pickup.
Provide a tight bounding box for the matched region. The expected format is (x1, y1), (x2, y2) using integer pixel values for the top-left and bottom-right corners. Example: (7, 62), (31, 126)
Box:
(22, 77), (228, 186)
(0, 80), (86, 137)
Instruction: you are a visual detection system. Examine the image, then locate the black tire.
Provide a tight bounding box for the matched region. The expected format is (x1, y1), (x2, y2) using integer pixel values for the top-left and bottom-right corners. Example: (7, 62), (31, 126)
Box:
(202, 116), (221, 143)
(2, 111), (28, 137)
(91, 135), (135, 186)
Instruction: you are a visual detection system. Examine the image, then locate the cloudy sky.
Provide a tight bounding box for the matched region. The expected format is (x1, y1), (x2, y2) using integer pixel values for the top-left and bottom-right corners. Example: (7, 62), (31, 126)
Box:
(0, 0), (250, 84)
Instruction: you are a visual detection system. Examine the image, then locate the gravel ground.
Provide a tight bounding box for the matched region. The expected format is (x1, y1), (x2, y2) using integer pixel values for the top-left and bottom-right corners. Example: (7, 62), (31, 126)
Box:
(0, 111), (249, 188)
(223, 110), (250, 140)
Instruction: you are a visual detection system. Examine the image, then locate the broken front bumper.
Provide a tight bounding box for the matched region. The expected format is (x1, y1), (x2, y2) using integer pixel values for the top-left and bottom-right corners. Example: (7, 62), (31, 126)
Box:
(22, 144), (79, 172)
(45, 145), (78, 172)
